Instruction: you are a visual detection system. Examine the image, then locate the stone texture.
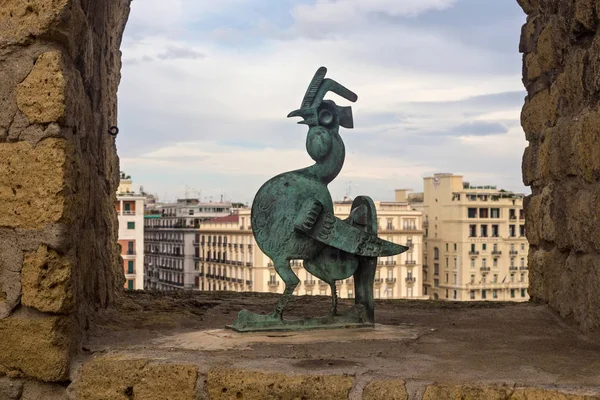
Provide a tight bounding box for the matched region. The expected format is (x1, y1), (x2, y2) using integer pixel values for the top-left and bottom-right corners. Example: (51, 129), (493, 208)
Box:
(423, 385), (599, 400)
(16, 51), (66, 124)
(0, 230), (22, 318)
(520, 0), (600, 333)
(22, 381), (67, 400)
(77, 357), (198, 400)
(0, 377), (23, 400)
(22, 245), (73, 313)
(0, 139), (74, 229)
(207, 368), (353, 400)
(362, 379), (407, 400)
(0, 0), (70, 44)
(0, 311), (71, 382)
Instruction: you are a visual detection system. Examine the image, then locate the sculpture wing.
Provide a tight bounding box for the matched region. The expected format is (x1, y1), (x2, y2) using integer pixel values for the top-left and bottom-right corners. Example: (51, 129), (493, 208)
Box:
(301, 66), (327, 109)
(294, 199), (408, 257)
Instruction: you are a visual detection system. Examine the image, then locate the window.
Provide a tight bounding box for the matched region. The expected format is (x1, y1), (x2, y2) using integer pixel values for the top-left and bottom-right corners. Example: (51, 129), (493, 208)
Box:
(482, 243), (487, 251)
(127, 260), (134, 274)
(127, 241), (134, 255)
(470, 275), (475, 284)
(471, 243), (476, 252)
(481, 225), (488, 237)
(453, 290), (457, 299)
(520, 243), (525, 251)
(454, 258), (457, 268)
(491, 224), (499, 237)
(445, 289), (449, 298)
(468, 208), (477, 218)
(124, 203), (131, 211)
(434, 247), (439, 260)
(445, 243), (449, 251)
(434, 264), (439, 275)
(407, 288), (413, 297)
(493, 243), (498, 252)
(520, 225), (525, 237)
(469, 225), (476, 237)
(520, 273), (525, 282)
(520, 258), (525, 267)
(453, 274), (457, 284)
(482, 258), (487, 267)
(470, 291), (475, 300)
(482, 290), (487, 299)
(445, 273), (448, 283)
(470, 259), (475, 268)
(491, 208), (500, 218)
(511, 289), (515, 298)
(521, 289), (526, 297)
(127, 280), (134, 290)
(493, 258), (498, 267)
(479, 208), (489, 218)
(387, 219), (393, 230)
(434, 279), (439, 288)
(493, 289), (498, 299)
(445, 258), (448, 268)
(510, 273), (515, 282)
(127, 221), (135, 229)
(348, 289), (354, 299)
(424, 287), (428, 295)
(454, 243), (457, 251)
(509, 225), (516, 237)
(493, 274), (498, 283)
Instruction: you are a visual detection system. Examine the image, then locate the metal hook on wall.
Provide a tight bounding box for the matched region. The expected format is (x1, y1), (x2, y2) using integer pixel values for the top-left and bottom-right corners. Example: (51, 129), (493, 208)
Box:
(108, 126), (119, 136)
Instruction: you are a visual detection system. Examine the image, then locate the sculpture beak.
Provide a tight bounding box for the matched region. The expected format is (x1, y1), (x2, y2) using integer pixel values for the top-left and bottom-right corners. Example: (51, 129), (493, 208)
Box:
(287, 108), (318, 126)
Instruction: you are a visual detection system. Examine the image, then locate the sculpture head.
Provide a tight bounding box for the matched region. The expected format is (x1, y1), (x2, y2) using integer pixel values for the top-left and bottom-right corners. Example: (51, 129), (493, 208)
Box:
(287, 67), (358, 130)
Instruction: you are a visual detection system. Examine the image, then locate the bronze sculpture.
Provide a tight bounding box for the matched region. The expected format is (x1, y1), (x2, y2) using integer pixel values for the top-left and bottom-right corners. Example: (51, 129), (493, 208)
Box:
(229, 67), (408, 332)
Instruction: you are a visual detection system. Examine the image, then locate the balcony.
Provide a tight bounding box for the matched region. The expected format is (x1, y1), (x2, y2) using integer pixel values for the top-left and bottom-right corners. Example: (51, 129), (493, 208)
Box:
(246, 262), (253, 267)
(469, 251), (479, 256)
(304, 280), (315, 286)
(510, 250), (518, 255)
(509, 266), (518, 271)
(122, 210), (136, 216)
(405, 277), (416, 283)
(268, 281), (279, 287)
(386, 278), (396, 284)
(318, 280), (328, 286)
(510, 215), (517, 220)
(492, 250), (502, 255)
(346, 278), (354, 285)
(406, 260), (416, 265)
(480, 266), (491, 272)
(520, 266), (528, 270)
(374, 278), (384, 284)
(384, 261), (396, 266)
(423, 264), (428, 269)
(246, 280), (252, 285)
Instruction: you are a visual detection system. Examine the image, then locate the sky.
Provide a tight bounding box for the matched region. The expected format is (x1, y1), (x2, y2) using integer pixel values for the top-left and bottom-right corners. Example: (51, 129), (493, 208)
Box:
(117, 0), (528, 204)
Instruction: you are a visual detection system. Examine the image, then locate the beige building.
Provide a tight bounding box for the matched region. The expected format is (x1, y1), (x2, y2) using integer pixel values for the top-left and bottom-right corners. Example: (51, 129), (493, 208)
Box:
(116, 178), (145, 290)
(196, 195), (425, 299)
(418, 173), (529, 302)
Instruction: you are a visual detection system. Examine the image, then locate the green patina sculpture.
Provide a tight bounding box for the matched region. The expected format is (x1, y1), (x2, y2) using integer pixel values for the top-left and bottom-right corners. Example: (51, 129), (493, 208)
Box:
(229, 67), (408, 332)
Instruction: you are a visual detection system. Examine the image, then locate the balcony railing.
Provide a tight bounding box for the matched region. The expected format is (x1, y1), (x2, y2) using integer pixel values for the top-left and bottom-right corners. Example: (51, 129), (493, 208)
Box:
(268, 281), (279, 287)
(246, 262), (253, 267)
(509, 250), (518, 255)
(520, 266), (528, 270)
(318, 280), (328, 286)
(384, 261), (396, 266)
(374, 278), (384, 284)
(346, 278), (354, 285)
(304, 280), (315, 286)
(405, 277), (416, 283)
(123, 210), (136, 215)
(480, 266), (491, 272)
(509, 266), (518, 271)
(492, 250), (502, 255)
(469, 251), (479, 256)
(406, 260), (416, 265)
(385, 277), (396, 283)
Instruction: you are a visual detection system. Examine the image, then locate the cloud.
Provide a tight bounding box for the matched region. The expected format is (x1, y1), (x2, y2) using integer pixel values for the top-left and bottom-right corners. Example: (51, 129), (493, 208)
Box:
(117, 0), (530, 202)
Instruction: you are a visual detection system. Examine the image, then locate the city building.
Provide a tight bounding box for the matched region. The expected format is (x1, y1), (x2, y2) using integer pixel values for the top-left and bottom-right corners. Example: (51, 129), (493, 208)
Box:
(144, 199), (232, 290)
(196, 194), (426, 299)
(116, 177), (145, 290)
(418, 173), (529, 301)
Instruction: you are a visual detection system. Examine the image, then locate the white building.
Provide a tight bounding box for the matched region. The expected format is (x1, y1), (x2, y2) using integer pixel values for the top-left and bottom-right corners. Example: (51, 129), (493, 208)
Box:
(116, 178), (145, 290)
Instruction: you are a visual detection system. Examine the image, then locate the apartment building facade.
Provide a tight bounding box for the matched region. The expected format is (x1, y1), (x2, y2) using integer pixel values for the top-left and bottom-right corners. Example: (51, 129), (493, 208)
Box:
(144, 199), (232, 290)
(116, 179), (145, 290)
(419, 173), (529, 302)
(196, 195), (426, 299)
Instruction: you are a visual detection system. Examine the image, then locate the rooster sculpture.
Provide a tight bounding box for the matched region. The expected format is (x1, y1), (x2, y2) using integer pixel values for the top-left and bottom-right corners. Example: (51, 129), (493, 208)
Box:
(231, 67), (408, 331)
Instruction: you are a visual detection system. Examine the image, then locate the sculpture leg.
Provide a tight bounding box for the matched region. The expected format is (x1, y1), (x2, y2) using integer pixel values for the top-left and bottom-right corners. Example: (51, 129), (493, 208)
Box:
(329, 282), (338, 316)
(272, 259), (299, 320)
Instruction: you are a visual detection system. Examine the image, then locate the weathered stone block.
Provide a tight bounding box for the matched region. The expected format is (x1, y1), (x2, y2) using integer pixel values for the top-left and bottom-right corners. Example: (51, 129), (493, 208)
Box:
(572, 0), (598, 34)
(22, 245), (73, 313)
(16, 51), (66, 124)
(574, 109), (600, 183)
(362, 379), (407, 400)
(525, 53), (542, 81)
(537, 19), (564, 72)
(524, 194), (541, 246)
(512, 388), (599, 399)
(0, 312), (71, 382)
(423, 384), (511, 399)
(0, 230), (22, 319)
(22, 381), (67, 400)
(517, 0), (540, 15)
(551, 49), (586, 119)
(521, 89), (557, 141)
(77, 357), (198, 400)
(207, 368), (353, 400)
(0, 377), (23, 400)
(0, 0), (70, 44)
(0, 139), (74, 229)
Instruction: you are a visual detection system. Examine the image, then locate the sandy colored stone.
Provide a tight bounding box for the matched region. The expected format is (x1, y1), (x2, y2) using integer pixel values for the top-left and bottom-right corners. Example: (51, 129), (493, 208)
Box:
(525, 53), (542, 81)
(0, 230), (22, 319)
(423, 384), (511, 400)
(0, 0), (69, 44)
(512, 388), (600, 399)
(207, 368), (353, 400)
(77, 357), (198, 400)
(0, 313), (71, 382)
(537, 20), (563, 72)
(517, 0), (539, 15)
(0, 139), (74, 229)
(22, 245), (73, 313)
(363, 379), (407, 400)
(520, 89), (557, 141)
(16, 51), (66, 124)
(574, 109), (600, 183)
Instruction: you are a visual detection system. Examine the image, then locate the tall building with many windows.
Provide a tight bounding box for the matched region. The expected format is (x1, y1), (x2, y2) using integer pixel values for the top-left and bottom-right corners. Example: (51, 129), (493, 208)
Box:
(196, 194), (426, 299)
(419, 173), (529, 301)
(116, 178), (145, 290)
(144, 199), (232, 290)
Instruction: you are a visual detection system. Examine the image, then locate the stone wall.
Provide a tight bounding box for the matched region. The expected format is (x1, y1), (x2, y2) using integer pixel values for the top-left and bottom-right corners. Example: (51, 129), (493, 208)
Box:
(520, 0), (600, 333)
(0, 0), (130, 381)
